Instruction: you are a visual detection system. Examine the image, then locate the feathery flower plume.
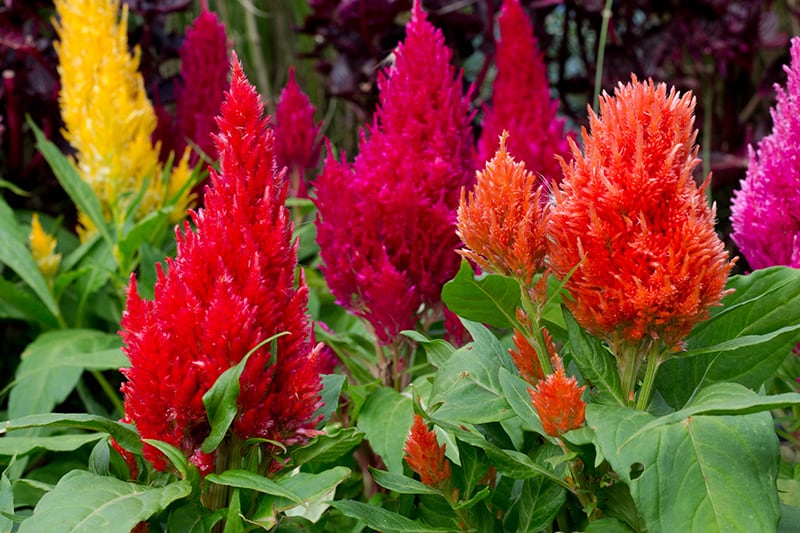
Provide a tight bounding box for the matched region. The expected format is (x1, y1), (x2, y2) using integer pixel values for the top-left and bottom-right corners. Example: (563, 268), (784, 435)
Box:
(29, 214), (61, 280)
(54, 0), (194, 239)
(315, 0), (475, 345)
(274, 68), (323, 198)
(731, 37), (800, 269)
(155, 4), (230, 166)
(404, 415), (452, 488)
(458, 131), (550, 284)
(548, 76), (733, 351)
(529, 366), (586, 437)
(120, 56), (323, 476)
(477, 0), (569, 183)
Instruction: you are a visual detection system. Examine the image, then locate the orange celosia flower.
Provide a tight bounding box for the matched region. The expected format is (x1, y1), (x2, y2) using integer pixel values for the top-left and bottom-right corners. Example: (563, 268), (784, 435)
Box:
(458, 131), (550, 284)
(404, 415), (451, 488)
(548, 76), (734, 350)
(510, 318), (558, 386)
(529, 367), (586, 437)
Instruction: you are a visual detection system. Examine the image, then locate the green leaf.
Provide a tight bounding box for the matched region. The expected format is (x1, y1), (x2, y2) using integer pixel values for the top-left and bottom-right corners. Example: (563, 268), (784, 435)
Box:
(18, 470), (190, 533)
(498, 367), (545, 435)
(441, 260), (521, 329)
(563, 309), (625, 406)
(223, 488), (245, 533)
(291, 427), (364, 467)
(116, 208), (170, 269)
(0, 278), (59, 328)
(168, 502), (224, 533)
(369, 467), (440, 495)
(277, 467), (350, 504)
(202, 333), (288, 453)
(429, 323), (515, 424)
(587, 397), (780, 533)
(0, 195), (60, 320)
(252, 467), (351, 526)
(658, 266), (800, 408)
(402, 330), (455, 369)
(0, 468), (13, 533)
(145, 440), (201, 494)
(31, 122), (113, 247)
(8, 330), (125, 420)
(315, 373), (346, 425)
(0, 434), (105, 456)
(329, 500), (452, 532)
(1, 413), (142, 455)
(584, 518), (635, 532)
(206, 470), (302, 504)
(779, 504), (800, 533)
(356, 386), (413, 474)
(514, 475), (567, 532)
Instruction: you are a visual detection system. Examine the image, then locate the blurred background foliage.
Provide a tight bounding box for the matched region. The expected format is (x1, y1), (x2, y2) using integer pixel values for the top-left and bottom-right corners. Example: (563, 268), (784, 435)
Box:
(1, 0), (799, 342)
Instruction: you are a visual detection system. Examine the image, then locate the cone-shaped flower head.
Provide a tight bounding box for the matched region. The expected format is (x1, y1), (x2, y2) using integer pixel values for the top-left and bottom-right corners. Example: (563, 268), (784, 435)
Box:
(458, 131), (550, 284)
(29, 214), (61, 280)
(731, 37), (800, 269)
(156, 6), (230, 166)
(274, 68), (323, 198)
(54, 0), (195, 238)
(315, 0), (475, 344)
(404, 415), (452, 488)
(529, 366), (586, 437)
(477, 0), (569, 183)
(548, 76), (733, 350)
(120, 56), (323, 476)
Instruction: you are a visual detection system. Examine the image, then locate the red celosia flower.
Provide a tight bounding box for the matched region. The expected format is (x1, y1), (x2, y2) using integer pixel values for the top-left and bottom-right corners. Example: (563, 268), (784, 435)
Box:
(477, 0), (570, 184)
(404, 414), (451, 488)
(315, 0), (475, 345)
(548, 76), (734, 350)
(274, 67), (323, 198)
(529, 367), (586, 437)
(155, 3), (230, 165)
(458, 131), (550, 284)
(120, 56), (323, 476)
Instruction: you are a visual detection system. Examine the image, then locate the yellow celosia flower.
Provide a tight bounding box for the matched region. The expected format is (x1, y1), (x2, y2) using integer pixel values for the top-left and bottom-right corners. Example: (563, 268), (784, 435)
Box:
(29, 214), (62, 280)
(54, 0), (195, 240)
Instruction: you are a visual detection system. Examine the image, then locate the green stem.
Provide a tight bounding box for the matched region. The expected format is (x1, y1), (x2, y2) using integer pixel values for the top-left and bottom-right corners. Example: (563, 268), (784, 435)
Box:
(635, 350), (662, 411)
(614, 340), (643, 407)
(518, 281), (554, 376)
(91, 370), (124, 416)
(593, 0), (614, 112)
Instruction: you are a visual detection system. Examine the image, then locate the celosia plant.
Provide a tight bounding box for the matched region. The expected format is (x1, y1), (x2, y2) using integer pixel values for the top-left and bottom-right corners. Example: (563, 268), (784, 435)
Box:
(315, 0), (474, 352)
(155, 2), (230, 167)
(403, 414), (452, 489)
(274, 67), (323, 198)
(477, 0), (569, 183)
(28, 213), (61, 281)
(529, 364), (586, 438)
(119, 57), (323, 477)
(54, 0), (195, 239)
(731, 36), (800, 269)
(548, 76), (734, 405)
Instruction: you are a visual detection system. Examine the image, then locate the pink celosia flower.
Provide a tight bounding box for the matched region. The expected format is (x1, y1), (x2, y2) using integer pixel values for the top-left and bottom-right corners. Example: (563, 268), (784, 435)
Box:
(731, 37), (800, 269)
(477, 0), (569, 184)
(274, 68), (323, 198)
(548, 76), (733, 350)
(314, 0), (475, 345)
(404, 415), (452, 488)
(120, 56), (322, 476)
(155, 3), (230, 165)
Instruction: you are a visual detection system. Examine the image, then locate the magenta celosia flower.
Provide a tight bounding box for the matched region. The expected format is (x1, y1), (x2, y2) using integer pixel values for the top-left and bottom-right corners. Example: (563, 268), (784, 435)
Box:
(120, 56), (323, 476)
(155, 4), (230, 165)
(477, 0), (569, 184)
(274, 67), (323, 198)
(731, 37), (800, 269)
(314, 0), (475, 345)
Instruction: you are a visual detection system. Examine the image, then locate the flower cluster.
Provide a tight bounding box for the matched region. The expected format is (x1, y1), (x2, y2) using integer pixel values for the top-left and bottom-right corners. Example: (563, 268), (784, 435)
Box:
(529, 366), (586, 438)
(458, 131), (550, 284)
(548, 76), (733, 350)
(315, 0), (475, 345)
(155, 3), (230, 167)
(119, 57), (323, 476)
(404, 415), (452, 488)
(477, 0), (569, 184)
(53, 0), (195, 239)
(28, 214), (61, 280)
(731, 36), (800, 269)
(274, 68), (323, 198)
